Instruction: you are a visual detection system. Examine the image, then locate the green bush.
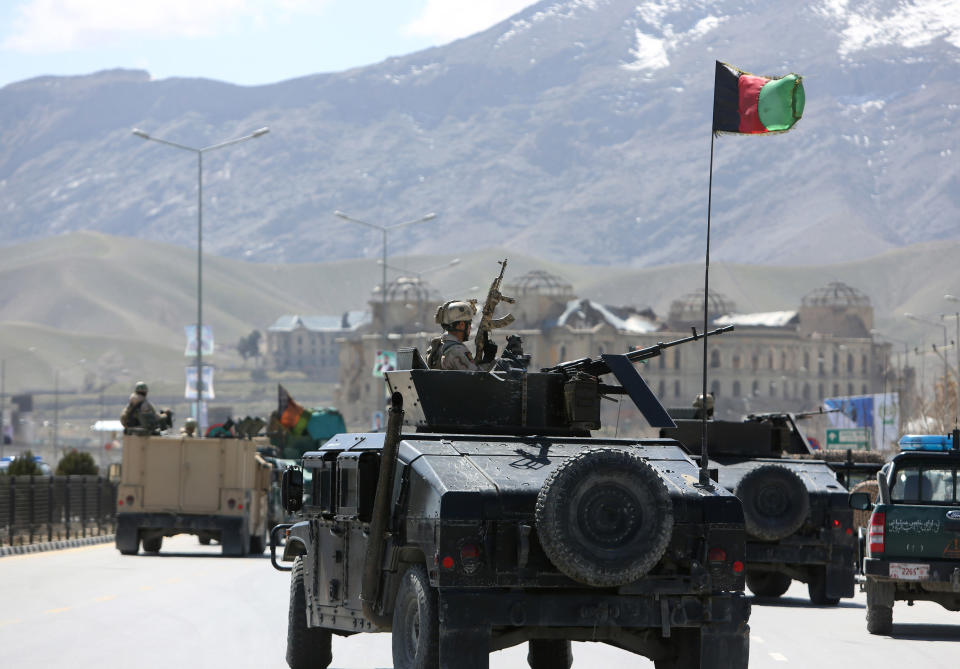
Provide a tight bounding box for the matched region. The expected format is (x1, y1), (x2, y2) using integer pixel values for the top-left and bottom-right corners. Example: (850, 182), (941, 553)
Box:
(6, 450), (41, 476)
(56, 450), (99, 476)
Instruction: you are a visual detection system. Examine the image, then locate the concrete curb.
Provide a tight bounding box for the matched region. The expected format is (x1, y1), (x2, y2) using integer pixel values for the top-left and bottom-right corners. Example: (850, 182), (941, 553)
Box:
(0, 534), (115, 557)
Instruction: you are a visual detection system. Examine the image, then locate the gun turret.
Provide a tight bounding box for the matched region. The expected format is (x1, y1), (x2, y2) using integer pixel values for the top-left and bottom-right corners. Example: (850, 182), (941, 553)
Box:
(387, 325), (734, 437)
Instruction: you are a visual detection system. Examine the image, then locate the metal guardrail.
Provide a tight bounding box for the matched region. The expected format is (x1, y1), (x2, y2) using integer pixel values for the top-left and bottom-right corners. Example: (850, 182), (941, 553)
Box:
(0, 476), (117, 547)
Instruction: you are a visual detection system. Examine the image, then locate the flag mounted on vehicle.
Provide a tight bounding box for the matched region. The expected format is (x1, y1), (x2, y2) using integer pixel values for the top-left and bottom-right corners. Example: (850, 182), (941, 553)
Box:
(712, 61), (805, 135)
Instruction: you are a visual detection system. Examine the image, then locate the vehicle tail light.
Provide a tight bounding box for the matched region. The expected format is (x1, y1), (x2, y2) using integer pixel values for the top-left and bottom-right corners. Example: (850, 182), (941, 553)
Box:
(732, 560), (744, 574)
(833, 519), (841, 528)
(125, 495), (134, 506)
(227, 498), (236, 509)
(237, 503), (244, 510)
(441, 555), (455, 570)
(460, 543), (480, 560)
(707, 547), (727, 563)
(868, 511), (885, 555)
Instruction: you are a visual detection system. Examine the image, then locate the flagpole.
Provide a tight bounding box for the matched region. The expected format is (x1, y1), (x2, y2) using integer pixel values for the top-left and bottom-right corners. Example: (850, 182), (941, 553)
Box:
(700, 131), (716, 487)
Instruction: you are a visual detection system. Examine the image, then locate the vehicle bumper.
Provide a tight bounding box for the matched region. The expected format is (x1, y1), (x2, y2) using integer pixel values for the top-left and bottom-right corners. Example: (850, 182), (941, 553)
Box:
(864, 557), (960, 587)
(746, 540), (852, 566)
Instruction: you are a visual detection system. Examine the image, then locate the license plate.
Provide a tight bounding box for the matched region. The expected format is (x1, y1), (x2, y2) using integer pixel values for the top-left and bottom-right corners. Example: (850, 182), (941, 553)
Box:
(889, 562), (930, 580)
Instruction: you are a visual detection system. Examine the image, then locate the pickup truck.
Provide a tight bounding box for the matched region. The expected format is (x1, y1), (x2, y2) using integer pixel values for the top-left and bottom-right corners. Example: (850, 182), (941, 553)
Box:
(854, 431), (960, 634)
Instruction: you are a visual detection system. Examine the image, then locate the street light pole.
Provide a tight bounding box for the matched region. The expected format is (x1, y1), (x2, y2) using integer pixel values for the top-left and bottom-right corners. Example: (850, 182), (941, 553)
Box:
(334, 210), (438, 348)
(944, 295), (960, 423)
(133, 127), (269, 432)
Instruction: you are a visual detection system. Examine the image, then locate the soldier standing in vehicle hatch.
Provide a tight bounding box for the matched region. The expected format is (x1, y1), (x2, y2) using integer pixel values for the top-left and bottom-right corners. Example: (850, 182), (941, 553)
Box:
(426, 300), (498, 371)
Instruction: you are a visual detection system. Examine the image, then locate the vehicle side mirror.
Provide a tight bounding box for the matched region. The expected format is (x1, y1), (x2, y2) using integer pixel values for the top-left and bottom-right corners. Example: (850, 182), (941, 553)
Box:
(281, 468), (303, 513)
(848, 491), (872, 510)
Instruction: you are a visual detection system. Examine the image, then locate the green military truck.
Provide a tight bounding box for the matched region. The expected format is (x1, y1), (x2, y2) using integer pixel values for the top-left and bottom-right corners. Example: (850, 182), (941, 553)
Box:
(854, 431), (960, 634)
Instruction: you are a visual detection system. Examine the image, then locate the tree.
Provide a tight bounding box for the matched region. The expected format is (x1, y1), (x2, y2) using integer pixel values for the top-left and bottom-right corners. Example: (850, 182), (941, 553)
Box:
(56, 450), (99, 476)
(237, 330), (263, 365)
(6, 450), (41, 476)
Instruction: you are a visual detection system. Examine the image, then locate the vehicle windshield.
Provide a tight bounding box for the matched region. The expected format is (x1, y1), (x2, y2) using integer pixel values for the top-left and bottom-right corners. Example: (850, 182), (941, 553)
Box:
(891, 464), (960, 504)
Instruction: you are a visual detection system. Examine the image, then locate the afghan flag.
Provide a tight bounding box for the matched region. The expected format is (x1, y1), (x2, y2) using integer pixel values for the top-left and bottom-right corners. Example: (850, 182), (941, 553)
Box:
(713, 61), (805, 135)
(278, 385), (310, 435)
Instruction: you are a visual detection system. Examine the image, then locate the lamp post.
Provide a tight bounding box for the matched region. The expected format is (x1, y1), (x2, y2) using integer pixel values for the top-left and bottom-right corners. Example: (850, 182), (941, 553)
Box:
(334, 210), (437, 348)
(133, 127), (269, 431)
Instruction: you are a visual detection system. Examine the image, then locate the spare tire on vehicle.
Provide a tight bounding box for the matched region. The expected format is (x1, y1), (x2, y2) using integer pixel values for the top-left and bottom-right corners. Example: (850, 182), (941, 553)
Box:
(535, 447), (674, 587)
(734, 464), (809, 541)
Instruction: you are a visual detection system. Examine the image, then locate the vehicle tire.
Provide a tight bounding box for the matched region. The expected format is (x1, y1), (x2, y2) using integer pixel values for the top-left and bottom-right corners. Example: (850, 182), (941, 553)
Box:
(866, 603), (893, 635)
(286, 557), (333, 669)
(142, 536), (162, 553)
(654, 628), (699, 669)
(527, 639), (572, 669)
(807, 566), (840, 606)
(199, 536), (211, 545)
(222, 529), (245, 557)
(392, 564), (440, 669)
(535, 447), (674, 587)
(734, 464), (809, 541)
(746, 571), (792, 598)
(250, 529), (266, 554)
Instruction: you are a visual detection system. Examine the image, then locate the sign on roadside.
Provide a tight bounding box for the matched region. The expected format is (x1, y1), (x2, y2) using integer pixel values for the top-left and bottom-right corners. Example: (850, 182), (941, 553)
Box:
(826, 428), (870, 448)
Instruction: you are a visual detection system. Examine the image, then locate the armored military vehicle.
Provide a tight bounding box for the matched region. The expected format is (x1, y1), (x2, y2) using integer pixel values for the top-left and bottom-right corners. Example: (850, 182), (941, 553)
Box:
(853, 431), (960, 635)
(116, 434), (272, 556)
(662, 407), (857, 605)
(271, 328), (750, 669)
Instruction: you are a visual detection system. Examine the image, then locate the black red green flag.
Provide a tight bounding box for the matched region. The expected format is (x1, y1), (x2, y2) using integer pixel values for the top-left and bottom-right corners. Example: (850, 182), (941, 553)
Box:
(712, 61), (805, 135)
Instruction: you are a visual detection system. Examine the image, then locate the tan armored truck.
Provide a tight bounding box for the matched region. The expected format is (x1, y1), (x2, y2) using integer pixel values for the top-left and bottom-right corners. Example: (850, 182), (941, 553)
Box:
(115, 434), (272, 556)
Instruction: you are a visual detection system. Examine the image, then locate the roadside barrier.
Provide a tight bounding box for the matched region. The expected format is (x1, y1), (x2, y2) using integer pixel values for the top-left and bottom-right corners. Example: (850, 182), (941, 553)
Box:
(0, 476), (117, 547)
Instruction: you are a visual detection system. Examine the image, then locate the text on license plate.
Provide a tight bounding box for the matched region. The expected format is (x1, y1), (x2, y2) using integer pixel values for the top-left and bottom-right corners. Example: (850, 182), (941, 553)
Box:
(889, 563), (930, 580)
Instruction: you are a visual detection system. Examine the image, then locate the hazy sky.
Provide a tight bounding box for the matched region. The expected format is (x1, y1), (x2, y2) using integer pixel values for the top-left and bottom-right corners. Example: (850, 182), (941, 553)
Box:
(0, 0), (538, 89)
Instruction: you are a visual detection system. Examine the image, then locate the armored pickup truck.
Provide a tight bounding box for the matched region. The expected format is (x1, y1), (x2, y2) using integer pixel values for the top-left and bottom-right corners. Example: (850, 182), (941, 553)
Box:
(663, 408), (857, 605)
(855, 431), (960, 634)
(116, 434), (272, 556)
(272, 330), (750, 669)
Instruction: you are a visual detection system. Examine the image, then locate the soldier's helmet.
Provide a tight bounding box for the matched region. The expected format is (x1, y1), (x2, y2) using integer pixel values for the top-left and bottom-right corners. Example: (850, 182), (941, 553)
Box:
(134, 381), (148, 395)
(435, 300), (477, 327)
(183, 417), (197, 433)
(693, 393), (715, 415)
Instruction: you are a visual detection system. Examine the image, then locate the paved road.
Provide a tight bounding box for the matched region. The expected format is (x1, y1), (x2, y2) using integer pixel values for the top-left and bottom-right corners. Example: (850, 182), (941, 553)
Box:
(2, 535), (959, 668)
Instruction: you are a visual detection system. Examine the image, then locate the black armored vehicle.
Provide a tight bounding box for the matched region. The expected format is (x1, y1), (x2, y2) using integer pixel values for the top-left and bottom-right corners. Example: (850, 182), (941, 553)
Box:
(662, 406), (857, 605)
(271, 330), (750, 669)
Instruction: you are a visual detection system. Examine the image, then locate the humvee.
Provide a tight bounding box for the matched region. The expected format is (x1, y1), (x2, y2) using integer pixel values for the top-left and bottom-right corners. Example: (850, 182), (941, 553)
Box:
(663, 408), (858, 605)
(271, 331), (750, 669)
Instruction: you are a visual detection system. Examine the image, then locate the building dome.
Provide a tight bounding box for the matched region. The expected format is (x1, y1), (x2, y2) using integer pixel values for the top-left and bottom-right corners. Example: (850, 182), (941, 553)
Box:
(668, 289), (736, 326)
(801, 281), (871, 308)
(506, 269), (575, 298)
(372, 276), (440, 303)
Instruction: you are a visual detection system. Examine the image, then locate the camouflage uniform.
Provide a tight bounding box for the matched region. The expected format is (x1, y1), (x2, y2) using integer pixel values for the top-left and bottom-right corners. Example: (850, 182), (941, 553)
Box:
(427, 299), (496, 371)
(121, 393), (160, 434)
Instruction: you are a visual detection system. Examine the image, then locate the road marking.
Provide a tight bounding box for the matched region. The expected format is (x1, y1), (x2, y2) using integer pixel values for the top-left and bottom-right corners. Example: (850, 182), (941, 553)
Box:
(139, 585), (154, 592)
(0, 619), (23, 627)
(166, 577), (183, 584)
(94, 595), (117, 603)
(769, 652), (788, 662)
(753, 635), (765, 644)
(44, 607), (71, 615)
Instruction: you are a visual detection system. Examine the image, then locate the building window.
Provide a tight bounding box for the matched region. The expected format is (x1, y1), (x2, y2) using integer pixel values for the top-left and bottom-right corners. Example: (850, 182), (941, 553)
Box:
(733, 380), (741, 397)
(674, 380), (682, 397)
(710, 380), (720, 396)
(818, 354), (825, 376)
(673, 350), (681, 370)
(659, 380), (666, 398)
(710, 349), (721, 368)
(768, 351), (774, 369)
(770, 382), (777, 398)
(862, 354), (869, 374)
(847, 353), (854, 373)
(752, 380), (759, 396)
(659, 354), (666, 369)
(751, 354), (759, 371)
(560, 345), (566, 361)
(818, 383), (824, 399)
(732, 354), (741, 370)
(848, 383), (855, 395)
(862, 383), (868, 394)
(803, 383), (811, 400)
(832, 383), (840, 396)
(832, 352), (839, 374)
(781, 351), (788, 371)
(803, 351), (810, 371)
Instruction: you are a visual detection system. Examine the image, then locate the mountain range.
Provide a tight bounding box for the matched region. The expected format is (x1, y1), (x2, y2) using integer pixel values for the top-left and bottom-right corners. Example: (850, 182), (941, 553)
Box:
(1, 0), (958, 268)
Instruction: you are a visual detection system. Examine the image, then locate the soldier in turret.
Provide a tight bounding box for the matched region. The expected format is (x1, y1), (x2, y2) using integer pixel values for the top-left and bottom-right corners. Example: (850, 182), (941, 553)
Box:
(121, 381), (173, 435)
(425, 300), (498, 371)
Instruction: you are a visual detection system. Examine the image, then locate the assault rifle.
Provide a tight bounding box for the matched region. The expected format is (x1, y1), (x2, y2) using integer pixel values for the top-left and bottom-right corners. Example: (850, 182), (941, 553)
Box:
(474, 259), (516, 363)
(542, 325), (735, 378)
